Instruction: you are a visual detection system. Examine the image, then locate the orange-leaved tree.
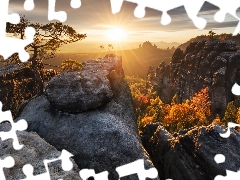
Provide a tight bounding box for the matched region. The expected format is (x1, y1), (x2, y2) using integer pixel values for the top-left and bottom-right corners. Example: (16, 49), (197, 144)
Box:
(191, 87), (211, 125)
(163, 87), (211, 132)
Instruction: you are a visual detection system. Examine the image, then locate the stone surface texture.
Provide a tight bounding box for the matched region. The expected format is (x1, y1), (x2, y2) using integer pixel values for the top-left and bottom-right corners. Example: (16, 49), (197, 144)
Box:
(46, 70), (113, 112)
(141, 123), (240, 180)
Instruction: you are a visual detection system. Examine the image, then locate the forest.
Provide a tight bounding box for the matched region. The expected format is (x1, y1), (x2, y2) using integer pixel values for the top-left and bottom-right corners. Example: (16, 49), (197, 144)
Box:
(126, 76), (240, 134)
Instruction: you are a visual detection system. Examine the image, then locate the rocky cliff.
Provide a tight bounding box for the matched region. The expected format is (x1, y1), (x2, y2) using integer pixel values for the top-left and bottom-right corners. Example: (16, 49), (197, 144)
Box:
(16, 55), (158, 180)
(0, 65), (57, 118)
(141, 123), (240, 180)
(0, 65), (39, 118)
(147, 40), (240, 115)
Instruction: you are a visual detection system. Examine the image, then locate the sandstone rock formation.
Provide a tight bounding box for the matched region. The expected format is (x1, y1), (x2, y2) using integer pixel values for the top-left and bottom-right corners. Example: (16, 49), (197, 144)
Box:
(16, 56), (158, 180)
(0, 65), (38, 118)
(0, 123), (81, 180)
(141, 123), (240, 180)
(0, 64), (58, 118)
(147, 40), (240, 115)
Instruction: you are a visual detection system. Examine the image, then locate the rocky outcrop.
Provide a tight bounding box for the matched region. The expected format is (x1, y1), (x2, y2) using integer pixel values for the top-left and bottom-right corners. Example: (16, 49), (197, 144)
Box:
(0, 65), (57, 118)
(147, 40), (240, 115)
(0, 123), (81, 180)
(16, 56), (158, 180)
(141, 123), (240, 180)
(0, 65), (39, 118)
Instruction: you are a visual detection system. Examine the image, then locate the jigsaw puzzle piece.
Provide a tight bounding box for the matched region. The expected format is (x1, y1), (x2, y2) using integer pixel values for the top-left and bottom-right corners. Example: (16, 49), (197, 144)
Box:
(0, 0), (20, 38)
(48, 0), (81, 22)
(214, 170), (240, 180)
(208, 0), (240, 35)
(44, 149), (74, 172)
(0, 27), (35, 62)
(22, 164), (50, 180)
(207, 0), (240, 22)
(110, 0), (240, 34)
(214, 154), (240, 179)
(110, 0), (124, 14)
(48, 0), (67, 22)
(116, 159), (158, 180)
(111, 0), (184, 25)
(215, 154), (225, 164)
(0, 0), (35, 61)
(0, 156), (15, 180)
(0, 102), (28, 150)
(21, 150), (74, 180)
(234, 22), (240, 36)
(71, 0), (81, 9)
(232, 83), (240, 96)
(219, 122), (240, 138)
(24, 0), (35, 11)
(182, 0), (207, 29)
(134, 0), (185, 25)
(79, 169), (109, 180)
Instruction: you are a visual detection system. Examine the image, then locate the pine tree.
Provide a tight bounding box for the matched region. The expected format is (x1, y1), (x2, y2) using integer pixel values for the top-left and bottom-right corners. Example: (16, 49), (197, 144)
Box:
(60, 59), (82, 72)
(222, 101), (238, 126)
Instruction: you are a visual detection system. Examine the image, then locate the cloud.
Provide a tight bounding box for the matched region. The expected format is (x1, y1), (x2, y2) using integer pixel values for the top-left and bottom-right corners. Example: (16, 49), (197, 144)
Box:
(7, 0), (240, 42)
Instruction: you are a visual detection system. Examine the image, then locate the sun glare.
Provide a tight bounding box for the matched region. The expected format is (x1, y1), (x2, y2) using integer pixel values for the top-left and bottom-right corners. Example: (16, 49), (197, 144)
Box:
(108, 28), (126, 41)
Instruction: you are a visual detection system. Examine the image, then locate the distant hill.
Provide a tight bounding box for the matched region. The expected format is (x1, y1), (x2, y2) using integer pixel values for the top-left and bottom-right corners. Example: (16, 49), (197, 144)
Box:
(59, 41), (180, 53)
(155, 41), (180, 49)
(178, 33), (240, 51)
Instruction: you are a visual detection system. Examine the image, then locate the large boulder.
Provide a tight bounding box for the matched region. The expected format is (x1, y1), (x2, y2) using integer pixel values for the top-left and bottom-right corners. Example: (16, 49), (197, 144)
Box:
(16, 56), (158, 180)
(142, 123), (240, 180)
(0, 123), (81, 180)
(45, 70), (113, 112)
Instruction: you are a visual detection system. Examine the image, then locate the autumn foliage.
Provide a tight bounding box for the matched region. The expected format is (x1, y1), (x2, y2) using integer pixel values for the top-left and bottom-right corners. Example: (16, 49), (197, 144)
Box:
(126, 76), (240, 134)
(161, 88), (211, 132)
(126, 76), (212, 133)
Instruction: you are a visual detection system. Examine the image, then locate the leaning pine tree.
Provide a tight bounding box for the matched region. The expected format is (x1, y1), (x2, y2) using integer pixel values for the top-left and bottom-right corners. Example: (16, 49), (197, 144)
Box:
(6, 15), (87, 95)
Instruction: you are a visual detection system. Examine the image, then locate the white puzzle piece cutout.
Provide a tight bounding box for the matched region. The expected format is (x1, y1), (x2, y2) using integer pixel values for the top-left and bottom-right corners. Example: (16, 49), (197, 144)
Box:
(0, 0), (35, 62)
(21, 150), (74, 180)
(0, 102), (28, 150)
(116, 159), (158, 180)
(0, 156), (15, 180)
(79, 169), (109, 180)
(24, 0), (81, 22)
(110, 0), (240, 34)
(214, 154), (240, 180)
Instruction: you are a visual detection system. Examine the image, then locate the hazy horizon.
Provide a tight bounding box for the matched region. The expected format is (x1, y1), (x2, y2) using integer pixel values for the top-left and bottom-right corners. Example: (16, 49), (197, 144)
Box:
(58, 40), (181, 53)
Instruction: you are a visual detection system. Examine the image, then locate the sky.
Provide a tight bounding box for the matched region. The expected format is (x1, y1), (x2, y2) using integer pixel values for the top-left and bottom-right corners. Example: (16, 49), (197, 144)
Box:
(8, 0), (240, 44)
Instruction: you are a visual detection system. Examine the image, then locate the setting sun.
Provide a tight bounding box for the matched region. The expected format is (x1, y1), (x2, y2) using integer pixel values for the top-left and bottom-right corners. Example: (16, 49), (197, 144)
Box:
(107, 27), (126, 41)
